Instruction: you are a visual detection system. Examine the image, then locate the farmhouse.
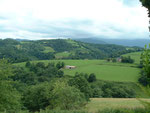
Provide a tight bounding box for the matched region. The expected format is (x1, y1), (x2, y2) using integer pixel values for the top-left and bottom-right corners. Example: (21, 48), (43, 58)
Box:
(65, 65), (76, 69)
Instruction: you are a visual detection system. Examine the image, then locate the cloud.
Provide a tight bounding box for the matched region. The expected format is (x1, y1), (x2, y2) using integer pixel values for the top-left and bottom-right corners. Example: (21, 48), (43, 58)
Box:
(0, 0), (149, 40)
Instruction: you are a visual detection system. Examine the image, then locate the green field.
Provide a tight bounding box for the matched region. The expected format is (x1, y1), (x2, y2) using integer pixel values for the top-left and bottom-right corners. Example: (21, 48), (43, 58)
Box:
(55, 52), (71, 59)
(43, 46), (55, 53)
(84, 98), (148, 113)
(122, 52), (142, 64)
(15, 60), (140, 82)
(15, 52), (142, 82)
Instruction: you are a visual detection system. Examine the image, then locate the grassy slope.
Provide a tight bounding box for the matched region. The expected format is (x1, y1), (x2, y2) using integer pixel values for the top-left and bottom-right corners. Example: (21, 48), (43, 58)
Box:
(16, 59), (140, 82)
(122, 52), (142, 64)
(43, 46), (55, 53)
(15, 52), (142, 82)
(15, 52), (146, 97)
(84, 98), (148, 113)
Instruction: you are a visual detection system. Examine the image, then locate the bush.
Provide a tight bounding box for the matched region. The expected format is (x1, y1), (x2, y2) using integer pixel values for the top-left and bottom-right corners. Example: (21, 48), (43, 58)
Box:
(121, 56), (134, 63)
(22, 82), (52, 112)
(50, 81), (87, 110)
(88, 73), (96, 82)
(22, 80), (87, 112)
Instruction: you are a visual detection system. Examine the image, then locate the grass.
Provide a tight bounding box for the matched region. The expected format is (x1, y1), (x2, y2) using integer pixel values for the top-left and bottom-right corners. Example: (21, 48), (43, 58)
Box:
(122, 52), (142, 64)
(55, 52), (71, 59)
(84, 98), (148, 113)
(15, 59), (140, 82)
(15, 51), (142, 82)
(43, 46), (55, 53)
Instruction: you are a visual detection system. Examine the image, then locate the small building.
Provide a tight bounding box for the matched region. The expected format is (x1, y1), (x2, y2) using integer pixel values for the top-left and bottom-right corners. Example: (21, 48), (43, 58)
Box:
(65, 65), (76, 69)
(116, 57), (122, 62)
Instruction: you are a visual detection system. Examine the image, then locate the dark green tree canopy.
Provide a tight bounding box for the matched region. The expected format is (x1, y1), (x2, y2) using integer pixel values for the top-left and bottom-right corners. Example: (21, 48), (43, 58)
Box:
(140, 0), (150, 17)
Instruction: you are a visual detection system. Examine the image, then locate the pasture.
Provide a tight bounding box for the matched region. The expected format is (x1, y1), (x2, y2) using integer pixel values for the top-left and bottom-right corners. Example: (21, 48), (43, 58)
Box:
(84, 98), (147, 113)
(122, 52), (142, 64)
(16, 59), (141, 82)
(15, 52), (142, 82)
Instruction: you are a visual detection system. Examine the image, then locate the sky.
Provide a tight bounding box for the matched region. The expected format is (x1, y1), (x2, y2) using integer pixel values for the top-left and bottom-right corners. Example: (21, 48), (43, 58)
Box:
(0, 0), (149, 40)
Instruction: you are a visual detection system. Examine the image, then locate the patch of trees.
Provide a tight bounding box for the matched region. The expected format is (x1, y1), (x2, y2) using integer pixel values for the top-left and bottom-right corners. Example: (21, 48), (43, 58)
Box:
(121, 56), (134, 64)
(69, 73), (135, 99)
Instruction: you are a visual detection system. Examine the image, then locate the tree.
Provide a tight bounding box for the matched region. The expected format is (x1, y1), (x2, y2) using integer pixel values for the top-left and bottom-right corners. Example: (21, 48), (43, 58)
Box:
(50, 80), (86, 110)
(141, 45), (150, 84)
(69, 73), (92, 100)
(23, 81), (86, 111)
(88, 73), (96, 82)
(25, 61), (31, 68)
(0, 59), (21, 112)
(140, 0), (150, 17)
(56, 62), (65, 69)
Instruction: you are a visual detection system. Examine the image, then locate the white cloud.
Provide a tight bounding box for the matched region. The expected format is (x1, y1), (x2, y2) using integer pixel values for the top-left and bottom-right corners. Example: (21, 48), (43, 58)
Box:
(0, 0), (149, 39)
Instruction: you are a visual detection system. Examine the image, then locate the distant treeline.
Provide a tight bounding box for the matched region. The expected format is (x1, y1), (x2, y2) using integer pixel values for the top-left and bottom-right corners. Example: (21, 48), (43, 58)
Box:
(0, 38), (142, 63)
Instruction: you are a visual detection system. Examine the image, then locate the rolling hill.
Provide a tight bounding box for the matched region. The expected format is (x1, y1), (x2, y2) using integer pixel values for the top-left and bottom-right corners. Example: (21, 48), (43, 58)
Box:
(0, 38), (142, 63)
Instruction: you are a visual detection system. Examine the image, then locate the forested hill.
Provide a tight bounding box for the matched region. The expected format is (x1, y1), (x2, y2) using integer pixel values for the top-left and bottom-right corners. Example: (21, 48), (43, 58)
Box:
(0, 38), (142, 63)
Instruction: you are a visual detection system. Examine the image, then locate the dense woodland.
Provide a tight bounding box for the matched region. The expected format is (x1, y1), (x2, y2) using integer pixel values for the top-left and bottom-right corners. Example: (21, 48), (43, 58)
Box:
(0, 39), (142, 63)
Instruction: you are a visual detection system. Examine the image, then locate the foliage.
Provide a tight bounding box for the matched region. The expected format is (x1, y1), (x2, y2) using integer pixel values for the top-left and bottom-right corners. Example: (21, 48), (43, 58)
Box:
(69, 73), (92, 100)
(56, 61), (65, 69)
(50, 80), (87, 110)
(140, 0), (150, 17)
(0, 39), (142, 63)
(121, 56), (134, 63)
(88, 73), (96, 82)
(22, 82), (52, 112)
(12, 61), (65, 85)
(22, 80), (87, 112)
(0, 59), (21, 112)
(139, 45), (150, 85)
(141, 45), (150, 79)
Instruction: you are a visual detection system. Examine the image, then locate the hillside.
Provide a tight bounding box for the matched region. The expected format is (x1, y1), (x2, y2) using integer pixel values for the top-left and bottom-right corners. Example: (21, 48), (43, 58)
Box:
(74, 38), (150, 47)
(15, 51), (142, 82)
(0, 38), (142, 63)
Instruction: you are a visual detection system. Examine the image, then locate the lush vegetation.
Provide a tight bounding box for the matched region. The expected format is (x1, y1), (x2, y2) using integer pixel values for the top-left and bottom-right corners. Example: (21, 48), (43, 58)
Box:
(1, 58), (146, 112)
(0, 39), (142, 63)
(0, 39), (148, 113)
(138, 45), (150, 86)
(121, 56), (134, 63)
(16, 59), (141, 82)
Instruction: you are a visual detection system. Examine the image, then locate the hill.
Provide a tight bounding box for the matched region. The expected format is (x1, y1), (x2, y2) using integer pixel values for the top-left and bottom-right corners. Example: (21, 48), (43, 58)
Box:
(0, 38), (142, 63)
(74, 38), (150, 47)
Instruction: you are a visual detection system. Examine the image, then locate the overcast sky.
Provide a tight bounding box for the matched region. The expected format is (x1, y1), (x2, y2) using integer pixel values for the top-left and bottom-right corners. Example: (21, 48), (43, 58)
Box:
(0, 0), (149, 40)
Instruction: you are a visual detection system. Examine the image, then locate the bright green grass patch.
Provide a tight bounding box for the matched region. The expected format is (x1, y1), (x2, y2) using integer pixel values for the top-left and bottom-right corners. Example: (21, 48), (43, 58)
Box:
(84, 98), (148, 113)
(55, 52), (71, 58)
(43, 46), (55, 53)
(66, 39), (80, 47)
(122, 52), (142, 64)
(63, 61), (140, 82)
(15, 60), (140, 82)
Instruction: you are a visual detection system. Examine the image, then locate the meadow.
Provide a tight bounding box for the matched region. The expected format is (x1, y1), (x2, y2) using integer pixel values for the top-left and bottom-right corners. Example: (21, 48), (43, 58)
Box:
(84, 98), (147, 113)
(16, 52), (141, 82)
